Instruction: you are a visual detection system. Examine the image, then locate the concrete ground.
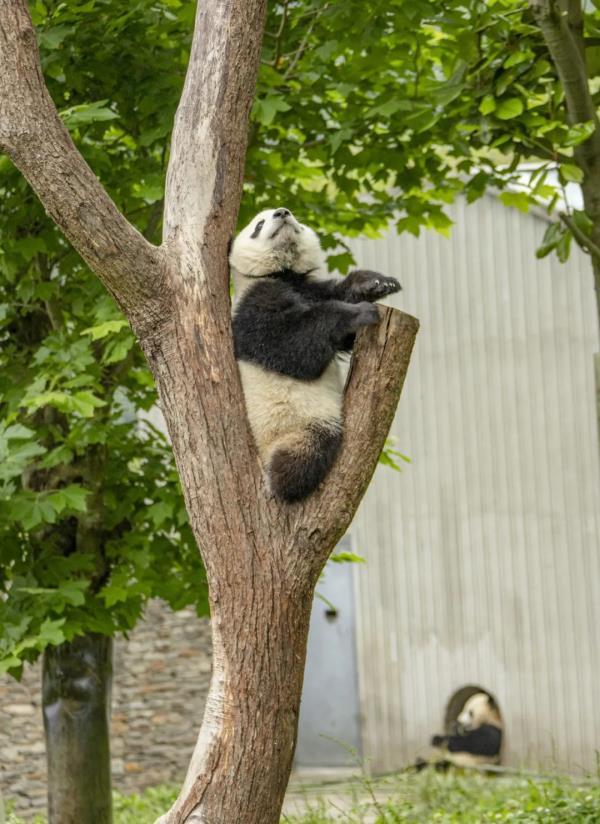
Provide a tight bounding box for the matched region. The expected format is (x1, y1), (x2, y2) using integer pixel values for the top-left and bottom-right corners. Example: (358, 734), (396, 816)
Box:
(282, 771), (393, 821)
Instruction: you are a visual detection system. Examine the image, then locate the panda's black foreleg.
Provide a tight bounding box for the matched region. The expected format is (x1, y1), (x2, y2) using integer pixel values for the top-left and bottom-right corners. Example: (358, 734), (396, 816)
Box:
(333, 269), (401, 304)
(276, 299), (380, 379)
(435, 726), (502, 758)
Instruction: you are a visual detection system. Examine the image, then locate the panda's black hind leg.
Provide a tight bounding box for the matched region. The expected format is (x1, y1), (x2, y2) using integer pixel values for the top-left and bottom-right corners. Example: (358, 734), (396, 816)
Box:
(269, 423), (342, 502)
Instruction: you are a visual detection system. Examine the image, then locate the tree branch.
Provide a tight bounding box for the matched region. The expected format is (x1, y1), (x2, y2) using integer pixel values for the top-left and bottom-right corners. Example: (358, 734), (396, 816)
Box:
(560, 211), (600, 260)
(528, 0), (600, 174)
(0, 0), (168, 331)
(163, 0), (268, 291)
(293, 306), (419, 574)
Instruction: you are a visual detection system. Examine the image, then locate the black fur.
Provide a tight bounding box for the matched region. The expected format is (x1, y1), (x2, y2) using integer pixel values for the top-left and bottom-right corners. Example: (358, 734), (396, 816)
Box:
(270, 423), (342, 502)
(233, 268), (401, 380)
(431, 724), (502, 758)
(233, 266), (400, 501)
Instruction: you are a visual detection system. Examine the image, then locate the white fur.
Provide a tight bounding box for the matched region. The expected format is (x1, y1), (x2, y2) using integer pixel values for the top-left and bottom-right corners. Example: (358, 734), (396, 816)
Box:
(445, 751), (495, 768)
(457, 692), (501, 732)
(238, 361), (343, 460)
(230, 208), (326, 296)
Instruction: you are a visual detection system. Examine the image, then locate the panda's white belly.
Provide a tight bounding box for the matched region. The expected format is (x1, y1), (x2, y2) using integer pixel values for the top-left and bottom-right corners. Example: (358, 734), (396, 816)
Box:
(238, 360), (344, 459)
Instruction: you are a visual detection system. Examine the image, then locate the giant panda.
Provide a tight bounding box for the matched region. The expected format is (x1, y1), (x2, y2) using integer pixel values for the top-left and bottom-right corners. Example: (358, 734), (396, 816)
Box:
(429, 691), (503, 769)
(229, 207), (401, 502)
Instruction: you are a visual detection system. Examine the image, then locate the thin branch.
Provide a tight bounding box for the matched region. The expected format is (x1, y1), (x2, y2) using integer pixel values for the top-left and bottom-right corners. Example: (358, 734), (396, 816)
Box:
(560, 211), (600, 260)
(282, 2), (330, 81)
(528, 0), (600, 173)
(272, 0), (290, 69)
(0, 0), (168, 332)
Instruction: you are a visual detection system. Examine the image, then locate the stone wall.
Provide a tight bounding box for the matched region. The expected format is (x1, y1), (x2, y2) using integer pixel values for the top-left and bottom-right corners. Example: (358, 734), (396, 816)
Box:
(0, 601), (212, 819)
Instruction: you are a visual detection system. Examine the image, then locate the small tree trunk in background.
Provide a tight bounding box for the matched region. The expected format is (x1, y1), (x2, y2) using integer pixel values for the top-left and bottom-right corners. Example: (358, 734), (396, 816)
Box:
(42, 634), (113, 824)
(529, 0), (600, 448)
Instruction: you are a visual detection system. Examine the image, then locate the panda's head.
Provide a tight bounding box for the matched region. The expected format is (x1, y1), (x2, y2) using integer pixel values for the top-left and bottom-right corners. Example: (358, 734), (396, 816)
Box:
(456, 692), (501, 732)
(229, 208), (325, 279)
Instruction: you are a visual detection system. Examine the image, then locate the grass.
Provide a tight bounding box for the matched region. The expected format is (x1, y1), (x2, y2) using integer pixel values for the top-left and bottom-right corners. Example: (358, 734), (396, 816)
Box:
(283, 770), (600, 823)
(4, 771), (600, 823)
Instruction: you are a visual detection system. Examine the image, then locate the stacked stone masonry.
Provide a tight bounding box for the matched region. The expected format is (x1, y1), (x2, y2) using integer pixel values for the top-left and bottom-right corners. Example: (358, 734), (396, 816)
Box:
(0, 601), (212, 819)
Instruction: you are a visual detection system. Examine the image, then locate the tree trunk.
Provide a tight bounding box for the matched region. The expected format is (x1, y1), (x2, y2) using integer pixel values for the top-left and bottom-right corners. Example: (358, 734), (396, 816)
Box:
(145, 300), (418, 824)
(42, 634), (113, 824)
(529, 0), (600, 447)
(167, 574), (314, 824)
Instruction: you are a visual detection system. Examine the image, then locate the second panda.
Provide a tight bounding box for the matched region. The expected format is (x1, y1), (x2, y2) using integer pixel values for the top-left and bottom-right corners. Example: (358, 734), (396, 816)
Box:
(230, 207), (401, 502)
(430, 691), (503, 768)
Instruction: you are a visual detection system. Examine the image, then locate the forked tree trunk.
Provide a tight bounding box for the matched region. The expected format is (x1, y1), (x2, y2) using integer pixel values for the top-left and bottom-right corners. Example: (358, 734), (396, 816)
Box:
(42, 635), (113, 824)
(0, 3), (419, 822)
(142, 299), (417, 824)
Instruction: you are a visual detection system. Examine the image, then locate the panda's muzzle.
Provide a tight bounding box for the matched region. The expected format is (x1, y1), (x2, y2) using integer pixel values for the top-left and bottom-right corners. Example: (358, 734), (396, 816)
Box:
(270, 221), (300, 239)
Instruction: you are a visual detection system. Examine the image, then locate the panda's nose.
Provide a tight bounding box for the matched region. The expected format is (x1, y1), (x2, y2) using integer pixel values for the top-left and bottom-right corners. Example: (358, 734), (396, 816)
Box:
(273, 208), (291, 219)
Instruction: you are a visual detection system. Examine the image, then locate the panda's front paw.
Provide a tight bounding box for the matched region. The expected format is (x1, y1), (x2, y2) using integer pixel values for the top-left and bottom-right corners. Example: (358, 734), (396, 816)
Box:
(347, 269), (402, 303)
(431, 735), (446, 748)
(348, 301), (380, 331)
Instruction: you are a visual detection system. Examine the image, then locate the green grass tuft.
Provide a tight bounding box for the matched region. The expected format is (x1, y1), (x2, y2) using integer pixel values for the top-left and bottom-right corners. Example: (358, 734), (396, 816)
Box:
(4, 771), (600, 823)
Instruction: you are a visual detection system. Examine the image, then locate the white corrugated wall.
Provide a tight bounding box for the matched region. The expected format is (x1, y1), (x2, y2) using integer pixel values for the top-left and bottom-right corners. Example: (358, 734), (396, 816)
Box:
(347, 194), (600, 773)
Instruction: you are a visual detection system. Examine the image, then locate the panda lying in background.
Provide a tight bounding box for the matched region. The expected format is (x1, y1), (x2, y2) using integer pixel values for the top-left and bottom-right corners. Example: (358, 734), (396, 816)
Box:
(427, 691), (503, 770)
(230, 207), (401, 502)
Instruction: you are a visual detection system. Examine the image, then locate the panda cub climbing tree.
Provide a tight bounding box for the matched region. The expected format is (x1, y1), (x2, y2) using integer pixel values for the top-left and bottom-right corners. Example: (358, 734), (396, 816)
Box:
(230, 207), (401, 502)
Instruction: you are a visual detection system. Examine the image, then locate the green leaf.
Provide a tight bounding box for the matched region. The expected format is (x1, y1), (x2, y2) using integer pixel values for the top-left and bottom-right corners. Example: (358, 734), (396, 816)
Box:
(504, 49), (534, 68)
(37, 618), (66, 647)
(252, 95), (291, 126)
(536, 222), (563, 259)
(4, 424), (36, 440)
(563, 122), (595, 147)
(495, 98), (524, 120)
(330, 551), (366, 564)
(81, 319), (129, 340)
(38, 25), (72, 50)
(427, 210), (453, 237)
(479, 95), (496, 115)
(556, 229), (572, 262)
(47, 484), (89, 514)
(60, 100), (119, 128)
(499, 191), (530, 213)
(559, 164), (583, 184)
(71, 391), (107, 417)
(572, 210), (593, 236)
(132, 182), (164, 204)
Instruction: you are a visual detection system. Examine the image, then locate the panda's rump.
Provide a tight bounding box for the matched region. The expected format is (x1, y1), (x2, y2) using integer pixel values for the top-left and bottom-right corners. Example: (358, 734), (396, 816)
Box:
(237, 359), (343, 458)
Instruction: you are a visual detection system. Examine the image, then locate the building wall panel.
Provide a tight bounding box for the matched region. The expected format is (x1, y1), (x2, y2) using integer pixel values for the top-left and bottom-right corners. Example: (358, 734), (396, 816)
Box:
(348, 195), (600, 773)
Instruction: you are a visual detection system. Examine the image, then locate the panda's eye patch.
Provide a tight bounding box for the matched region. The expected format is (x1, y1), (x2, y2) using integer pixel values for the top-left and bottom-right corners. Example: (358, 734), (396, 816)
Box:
(250, 219), (265, 239)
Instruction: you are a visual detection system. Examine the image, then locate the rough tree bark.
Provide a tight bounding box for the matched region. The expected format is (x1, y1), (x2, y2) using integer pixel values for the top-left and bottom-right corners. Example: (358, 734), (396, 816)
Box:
(0, 2), (419, 822)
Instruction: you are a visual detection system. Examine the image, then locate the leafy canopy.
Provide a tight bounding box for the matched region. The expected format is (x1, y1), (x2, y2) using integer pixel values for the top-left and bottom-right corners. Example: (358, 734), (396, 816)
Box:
(0, 0), (203, 677)
(1, 0), (595, 674)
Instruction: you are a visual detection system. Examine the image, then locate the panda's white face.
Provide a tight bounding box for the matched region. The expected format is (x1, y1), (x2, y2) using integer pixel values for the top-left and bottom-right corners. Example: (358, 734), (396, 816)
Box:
(457, 692), (496, 732)
(229, 208), (325, 278)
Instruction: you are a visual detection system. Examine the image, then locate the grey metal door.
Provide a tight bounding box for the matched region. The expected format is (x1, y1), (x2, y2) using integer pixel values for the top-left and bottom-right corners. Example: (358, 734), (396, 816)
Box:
(295, 542), (362, 767)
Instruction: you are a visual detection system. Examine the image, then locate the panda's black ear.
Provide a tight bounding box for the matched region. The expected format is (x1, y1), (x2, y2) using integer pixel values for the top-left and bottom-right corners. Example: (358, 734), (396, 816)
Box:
(487, 695), (497, 710)
(227, 236), (233, 257)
